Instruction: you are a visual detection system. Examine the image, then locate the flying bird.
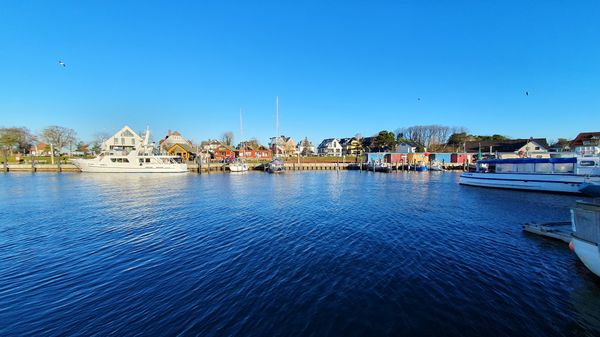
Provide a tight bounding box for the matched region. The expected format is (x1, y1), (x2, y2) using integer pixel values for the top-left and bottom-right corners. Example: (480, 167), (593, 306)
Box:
(525, 91), (529, 96)
(58, 60), (66, 67)
(417, 98), (421, 102)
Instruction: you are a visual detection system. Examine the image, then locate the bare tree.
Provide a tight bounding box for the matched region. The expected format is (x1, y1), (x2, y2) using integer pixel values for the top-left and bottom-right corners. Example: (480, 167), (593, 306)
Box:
(221, 131), (234, 146)
(41, 126), (77, 155)
(0, 127), (35, 158)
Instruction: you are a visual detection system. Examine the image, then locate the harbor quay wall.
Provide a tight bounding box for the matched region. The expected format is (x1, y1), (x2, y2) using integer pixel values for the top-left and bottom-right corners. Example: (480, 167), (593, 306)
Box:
(2, 162), (466, 173)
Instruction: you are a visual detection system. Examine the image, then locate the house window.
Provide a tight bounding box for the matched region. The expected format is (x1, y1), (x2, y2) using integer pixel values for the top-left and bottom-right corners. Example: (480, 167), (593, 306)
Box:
(114, 137), (119, 144)
(121, 138), (125, 145)
(131, 139), (135, 145)
(535, 146), (540, 150)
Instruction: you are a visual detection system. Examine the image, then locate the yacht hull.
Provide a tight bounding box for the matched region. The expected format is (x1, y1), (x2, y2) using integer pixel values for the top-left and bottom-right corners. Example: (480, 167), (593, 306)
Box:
(73, 159), (188, 173)
(572, 238), (600, 277)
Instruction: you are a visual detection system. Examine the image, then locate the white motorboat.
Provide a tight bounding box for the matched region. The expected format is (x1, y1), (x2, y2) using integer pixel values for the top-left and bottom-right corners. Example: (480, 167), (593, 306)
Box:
(72, 128), (188, 173)
(228, 160), (249, 172)
(459, 156), (600, 196)
(570, 199), (600, 277)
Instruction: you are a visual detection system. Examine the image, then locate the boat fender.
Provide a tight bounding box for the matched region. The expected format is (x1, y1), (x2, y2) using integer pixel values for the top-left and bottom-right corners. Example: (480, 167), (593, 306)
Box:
(569, 241), (574, 252)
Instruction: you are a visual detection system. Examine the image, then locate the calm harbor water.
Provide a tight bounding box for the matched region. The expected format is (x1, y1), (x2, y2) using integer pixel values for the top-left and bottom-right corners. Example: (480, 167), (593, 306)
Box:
(1, 171), (600, 336)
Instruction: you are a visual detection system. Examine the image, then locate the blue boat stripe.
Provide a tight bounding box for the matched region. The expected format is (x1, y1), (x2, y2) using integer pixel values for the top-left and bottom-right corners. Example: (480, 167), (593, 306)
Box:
(460, 175), (581, 185)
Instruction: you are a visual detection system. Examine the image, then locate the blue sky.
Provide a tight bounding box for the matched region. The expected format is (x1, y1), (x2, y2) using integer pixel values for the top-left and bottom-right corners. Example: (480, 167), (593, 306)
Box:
(1, 0), (599, 145)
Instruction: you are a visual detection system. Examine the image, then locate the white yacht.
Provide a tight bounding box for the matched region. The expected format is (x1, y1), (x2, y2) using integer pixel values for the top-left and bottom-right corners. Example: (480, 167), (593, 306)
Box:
(72, 129), (188, 173)
(459, 156), (600, 196)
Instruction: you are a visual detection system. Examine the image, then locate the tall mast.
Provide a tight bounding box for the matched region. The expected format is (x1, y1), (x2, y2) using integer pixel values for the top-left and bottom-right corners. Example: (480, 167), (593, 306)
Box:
(275, 96), (279, 155)
(240, 107), (244, 140)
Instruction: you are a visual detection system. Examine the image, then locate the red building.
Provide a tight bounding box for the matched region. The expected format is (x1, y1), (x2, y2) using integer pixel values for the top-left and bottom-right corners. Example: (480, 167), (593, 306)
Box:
(213, 144), (236, 161)
(451, 153), (472, 164)
(236, 145), (272, 160)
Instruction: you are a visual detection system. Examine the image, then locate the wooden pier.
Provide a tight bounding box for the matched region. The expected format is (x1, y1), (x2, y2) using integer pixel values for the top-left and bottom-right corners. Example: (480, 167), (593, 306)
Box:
(522, 222), (573, 243)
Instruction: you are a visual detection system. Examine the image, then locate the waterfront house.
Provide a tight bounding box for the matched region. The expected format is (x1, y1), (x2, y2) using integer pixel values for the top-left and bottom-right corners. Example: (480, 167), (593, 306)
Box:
(165, 143), (195, 161)
(429, 153), (452, 164)
(269, 136), (297, 157)
(365, 152), (389, 163)
(384, 153), (408, 163)
(200, 139), (223, 152)
(464, 138), (549, 159)
(397, 140), (421, 154)
(102, 125), (144, 152)
(570, 132), (600, 156)
(30, 143), (50, 156)
(340, 137), (364, 157)
(297, 138), (316, 156)
(236, 144), (273, 160)
(213, 144), (236, 161)
(571, 132), (600, 147)
(159, 130), (196, 161)
(317, 138), (343, 156)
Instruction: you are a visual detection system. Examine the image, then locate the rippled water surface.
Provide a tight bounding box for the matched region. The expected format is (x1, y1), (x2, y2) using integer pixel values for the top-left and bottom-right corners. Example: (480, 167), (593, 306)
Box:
(1, 171), (600, 336)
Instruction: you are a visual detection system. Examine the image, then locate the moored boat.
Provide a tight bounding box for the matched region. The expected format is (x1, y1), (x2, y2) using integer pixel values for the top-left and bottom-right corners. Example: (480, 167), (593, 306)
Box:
(570, 199), (600, 277)
(71, 128), (188, 173)
(266, 159), (285, 173)
(459, 157), (600, 196)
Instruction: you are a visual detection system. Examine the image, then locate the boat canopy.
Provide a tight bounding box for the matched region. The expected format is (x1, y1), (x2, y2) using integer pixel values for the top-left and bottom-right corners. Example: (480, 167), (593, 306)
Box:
(478, 157), (577, 165)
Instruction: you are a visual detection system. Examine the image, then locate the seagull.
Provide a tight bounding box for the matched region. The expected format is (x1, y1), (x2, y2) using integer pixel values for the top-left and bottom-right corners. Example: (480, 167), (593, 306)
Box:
(417, 98), (421, 102)
(525, 91), (529, 96)
(58, 60), (66, 67)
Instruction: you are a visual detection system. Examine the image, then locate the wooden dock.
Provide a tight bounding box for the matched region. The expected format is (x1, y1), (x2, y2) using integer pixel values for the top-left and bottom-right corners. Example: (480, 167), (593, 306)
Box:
(2, 161), (466, 173)
(522, 221), (573, 243)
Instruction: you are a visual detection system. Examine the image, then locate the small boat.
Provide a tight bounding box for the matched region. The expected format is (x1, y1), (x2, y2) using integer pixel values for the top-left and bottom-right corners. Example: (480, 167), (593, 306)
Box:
(412, 163), (428, 172)
(347, 163), (361, 170)
(460, 156), (600, 195)
(228, 160), (249, 172)
(570, 199), (600, 277)
(266, 159), (285, 173)
(429, 161), (445, 171)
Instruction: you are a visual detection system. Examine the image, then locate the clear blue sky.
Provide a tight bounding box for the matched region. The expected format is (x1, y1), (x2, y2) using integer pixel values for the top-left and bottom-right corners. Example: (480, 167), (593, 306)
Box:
(1, 0), (599, 145)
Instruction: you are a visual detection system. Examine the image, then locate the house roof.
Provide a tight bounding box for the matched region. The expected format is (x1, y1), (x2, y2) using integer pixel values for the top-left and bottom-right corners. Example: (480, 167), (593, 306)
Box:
(318, 138), (340, 148)
(167, 142), (195, 153)
(571, 132), (600, 147)
(464, 138), (548, 153)
(339, 137), (359, 146)
(397, 139), (421, 147)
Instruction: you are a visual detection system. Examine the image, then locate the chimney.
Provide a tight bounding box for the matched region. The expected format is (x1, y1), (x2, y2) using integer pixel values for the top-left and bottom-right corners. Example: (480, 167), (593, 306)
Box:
(168, 130), (172, 136)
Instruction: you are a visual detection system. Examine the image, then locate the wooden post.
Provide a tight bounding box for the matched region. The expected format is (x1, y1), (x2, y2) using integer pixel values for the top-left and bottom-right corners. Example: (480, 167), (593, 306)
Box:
(31, 152), (36, 172)
(57, 154), (62, 172)
(2, 151), (7, 172)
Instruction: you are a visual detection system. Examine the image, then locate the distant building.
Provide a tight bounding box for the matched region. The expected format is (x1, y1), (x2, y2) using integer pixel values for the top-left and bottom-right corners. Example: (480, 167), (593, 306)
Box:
(464, 138), (549, 159)
(30, 143), (50, 156)
(102, 125), (144, 152)
(236, 144), (273, 160)
(200, 139), (223, 152)
(213, 144), (236, 161)
(340, 137), (364, 156)
(571, 132), (600, 147)
(396, 140), (421, 154)
(317, 138), (343, 156)
(297, 138), (316, 156)
(269, 136), (297, 157)
(165, 143), (195, 161)
(159, 130), (196, 161)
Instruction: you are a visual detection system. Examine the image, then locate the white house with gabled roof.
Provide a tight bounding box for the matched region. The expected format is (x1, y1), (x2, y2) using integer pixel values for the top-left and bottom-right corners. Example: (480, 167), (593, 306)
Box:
(102, 125), (144, 152)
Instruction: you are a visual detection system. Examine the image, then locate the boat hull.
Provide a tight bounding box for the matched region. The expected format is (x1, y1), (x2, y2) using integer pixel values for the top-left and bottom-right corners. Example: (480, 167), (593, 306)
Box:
(459, 172), (598, 194)
(572, 238), (600, 277)
(73, 159), (188, 173)
(228, 163), (249, 172)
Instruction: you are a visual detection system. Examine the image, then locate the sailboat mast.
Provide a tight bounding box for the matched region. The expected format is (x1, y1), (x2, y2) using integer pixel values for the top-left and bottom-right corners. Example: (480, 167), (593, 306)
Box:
(240, 107), (244, 140)
(275, 96), (279, 155)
